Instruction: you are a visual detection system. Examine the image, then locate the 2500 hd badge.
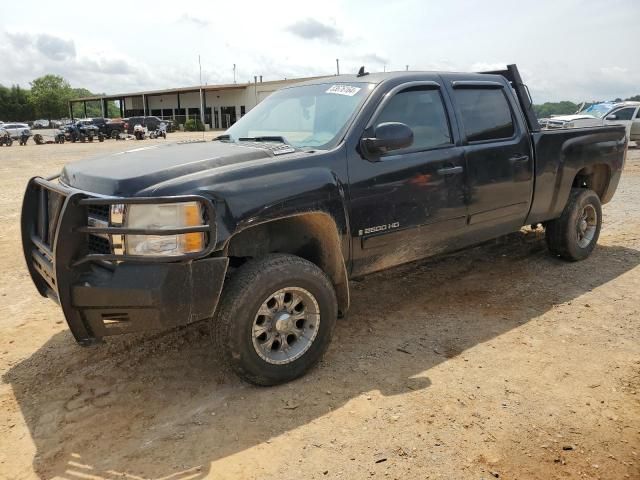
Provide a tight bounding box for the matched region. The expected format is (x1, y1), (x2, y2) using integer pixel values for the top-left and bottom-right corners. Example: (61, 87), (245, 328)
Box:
(359, 222), (400, 236)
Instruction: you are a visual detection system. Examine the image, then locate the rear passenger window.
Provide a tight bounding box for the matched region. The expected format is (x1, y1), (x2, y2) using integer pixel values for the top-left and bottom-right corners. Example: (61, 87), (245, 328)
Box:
(454, 88), (515, 142)
(375, 87), (452, 152)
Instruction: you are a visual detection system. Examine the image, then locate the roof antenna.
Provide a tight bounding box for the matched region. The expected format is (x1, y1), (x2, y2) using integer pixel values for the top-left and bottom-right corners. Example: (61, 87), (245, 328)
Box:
(357, 66), (369, 77)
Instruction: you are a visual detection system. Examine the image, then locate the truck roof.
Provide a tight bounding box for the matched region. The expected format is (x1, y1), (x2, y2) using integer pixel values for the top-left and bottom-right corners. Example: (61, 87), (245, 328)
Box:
(289, 70), (508, 88)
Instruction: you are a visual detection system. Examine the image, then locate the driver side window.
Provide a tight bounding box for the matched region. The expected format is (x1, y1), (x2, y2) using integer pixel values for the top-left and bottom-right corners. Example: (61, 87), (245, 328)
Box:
(609, 108), (635, 121)
(376, 86), (452, 154)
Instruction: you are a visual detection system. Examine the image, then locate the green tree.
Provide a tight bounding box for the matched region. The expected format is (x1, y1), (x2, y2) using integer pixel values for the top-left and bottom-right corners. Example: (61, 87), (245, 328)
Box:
(534, 101), (580, 118)
(70, 88), (104, 117)
(0, 85), (35, 121)
(29, 75), (73, 120)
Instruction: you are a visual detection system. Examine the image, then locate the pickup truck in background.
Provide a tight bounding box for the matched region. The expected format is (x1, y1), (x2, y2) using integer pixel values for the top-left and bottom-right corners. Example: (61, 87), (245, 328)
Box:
(21, 65), (627, 385)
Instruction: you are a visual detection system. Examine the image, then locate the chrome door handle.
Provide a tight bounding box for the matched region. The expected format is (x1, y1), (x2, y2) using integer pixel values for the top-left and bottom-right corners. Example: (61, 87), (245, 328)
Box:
(437, 166), (464, 175)
(509, 155), (529, 163)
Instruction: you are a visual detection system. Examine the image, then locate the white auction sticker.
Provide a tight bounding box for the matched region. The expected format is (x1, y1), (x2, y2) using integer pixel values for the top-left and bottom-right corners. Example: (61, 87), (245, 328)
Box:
(326, 85), (362, 96)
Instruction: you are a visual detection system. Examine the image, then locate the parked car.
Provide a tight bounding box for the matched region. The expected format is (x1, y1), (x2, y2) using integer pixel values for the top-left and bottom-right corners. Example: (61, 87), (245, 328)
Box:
(104, 118), (127, 138)
(3, 123), (31, 139)
(56, 121), (104, 143)
(543, 101), (640, 143)
(75, 120), (103, 138)
(80, 117), (111, 135)
(0, 128), (12, 146)
(21, 65), (626, 386)
(125, 116), (175, 134)
(33, 119), (50, 129)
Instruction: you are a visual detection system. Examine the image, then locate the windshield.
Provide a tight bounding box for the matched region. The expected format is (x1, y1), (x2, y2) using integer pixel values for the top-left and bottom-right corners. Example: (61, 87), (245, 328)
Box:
(224, 82), (374, 149)
(578, 103), (615, 118)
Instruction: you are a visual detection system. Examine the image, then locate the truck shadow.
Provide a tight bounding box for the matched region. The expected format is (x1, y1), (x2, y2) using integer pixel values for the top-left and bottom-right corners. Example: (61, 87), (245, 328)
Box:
(4, 230), (640, 479)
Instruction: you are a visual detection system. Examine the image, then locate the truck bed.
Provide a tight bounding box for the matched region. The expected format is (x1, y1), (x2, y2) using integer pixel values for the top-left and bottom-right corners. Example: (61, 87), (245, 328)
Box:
(527, 125), (627, 225)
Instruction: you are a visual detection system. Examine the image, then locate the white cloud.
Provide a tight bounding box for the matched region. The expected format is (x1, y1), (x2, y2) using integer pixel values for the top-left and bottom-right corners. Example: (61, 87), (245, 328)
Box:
(0, 0), (638, 102)
(178, 14), (210, 28)
(285, 18), (343, 44)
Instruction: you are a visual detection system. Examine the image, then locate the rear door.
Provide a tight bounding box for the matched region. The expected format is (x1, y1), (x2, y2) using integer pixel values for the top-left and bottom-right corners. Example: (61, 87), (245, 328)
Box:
(448, 81), (533, 234)
(5, 124), (16, 137)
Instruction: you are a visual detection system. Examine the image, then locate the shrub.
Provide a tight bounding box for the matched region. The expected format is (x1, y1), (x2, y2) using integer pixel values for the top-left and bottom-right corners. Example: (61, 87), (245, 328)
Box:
(184, 118), (204, 131)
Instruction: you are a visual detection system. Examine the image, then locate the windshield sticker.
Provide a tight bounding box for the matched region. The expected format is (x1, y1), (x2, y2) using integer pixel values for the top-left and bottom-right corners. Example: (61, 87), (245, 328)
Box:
(326, 85), (361, 96)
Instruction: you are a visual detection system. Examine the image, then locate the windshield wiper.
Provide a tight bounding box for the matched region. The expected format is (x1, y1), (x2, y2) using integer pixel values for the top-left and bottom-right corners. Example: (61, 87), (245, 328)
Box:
(238, 136), (289, 144)
(213, 134), (230, 141)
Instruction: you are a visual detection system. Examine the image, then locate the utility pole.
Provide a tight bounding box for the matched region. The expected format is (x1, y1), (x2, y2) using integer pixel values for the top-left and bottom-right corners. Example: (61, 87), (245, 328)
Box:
(336, 59), (340, 75)
(199, 55), (205, 129)
(233, 64), (237, 84)
(254, 76), (258, 106)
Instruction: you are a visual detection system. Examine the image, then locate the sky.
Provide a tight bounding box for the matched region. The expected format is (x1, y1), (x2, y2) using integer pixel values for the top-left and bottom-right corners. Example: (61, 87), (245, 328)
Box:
(0, 0), (638, 103)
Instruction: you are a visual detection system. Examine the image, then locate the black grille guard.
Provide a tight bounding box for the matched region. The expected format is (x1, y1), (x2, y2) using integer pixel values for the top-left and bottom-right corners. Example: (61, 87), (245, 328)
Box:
(21, 175), (217, 344)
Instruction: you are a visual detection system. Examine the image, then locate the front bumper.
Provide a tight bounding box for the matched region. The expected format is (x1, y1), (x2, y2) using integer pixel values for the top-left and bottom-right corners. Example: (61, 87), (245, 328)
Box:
(21, 176), (227, 345)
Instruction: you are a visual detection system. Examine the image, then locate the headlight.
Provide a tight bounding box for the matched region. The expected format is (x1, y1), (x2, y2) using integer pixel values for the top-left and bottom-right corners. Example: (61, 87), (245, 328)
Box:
(121, 202), (205, 256)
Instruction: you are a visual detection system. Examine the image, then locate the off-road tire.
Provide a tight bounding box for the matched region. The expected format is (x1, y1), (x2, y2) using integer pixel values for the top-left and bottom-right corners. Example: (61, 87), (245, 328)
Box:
(111, 130), (121, 139)
(546, 188), (602, 261)
(213, 254), (337, 386)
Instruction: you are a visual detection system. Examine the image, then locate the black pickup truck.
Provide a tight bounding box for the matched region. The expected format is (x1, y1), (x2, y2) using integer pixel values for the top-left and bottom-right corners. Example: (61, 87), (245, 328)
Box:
(21, 65), (627, 385)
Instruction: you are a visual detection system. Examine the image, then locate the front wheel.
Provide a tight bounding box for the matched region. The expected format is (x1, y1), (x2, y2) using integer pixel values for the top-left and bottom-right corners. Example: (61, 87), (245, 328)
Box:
(546, 188), (602, 261)
(213, 254), (337, 386)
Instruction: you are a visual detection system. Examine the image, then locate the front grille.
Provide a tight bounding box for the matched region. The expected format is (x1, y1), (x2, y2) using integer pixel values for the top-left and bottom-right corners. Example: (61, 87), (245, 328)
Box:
(88, 234), (111, 254)
(87, 204), (110, 220)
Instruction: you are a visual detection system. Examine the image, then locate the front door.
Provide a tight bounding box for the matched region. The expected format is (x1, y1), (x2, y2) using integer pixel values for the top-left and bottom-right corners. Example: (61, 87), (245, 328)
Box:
(604, 106), (639, 140)
(348, 83), (468, 276)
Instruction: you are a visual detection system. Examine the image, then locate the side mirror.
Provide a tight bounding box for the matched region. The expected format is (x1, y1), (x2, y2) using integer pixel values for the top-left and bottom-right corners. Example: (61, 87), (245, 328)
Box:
(606, 114), (617, 121)
(360, 122), (414, 159)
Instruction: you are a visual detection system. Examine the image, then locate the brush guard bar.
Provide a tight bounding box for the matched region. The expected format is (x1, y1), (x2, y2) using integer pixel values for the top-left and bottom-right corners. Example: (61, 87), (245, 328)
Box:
(21, 176), (224, 344)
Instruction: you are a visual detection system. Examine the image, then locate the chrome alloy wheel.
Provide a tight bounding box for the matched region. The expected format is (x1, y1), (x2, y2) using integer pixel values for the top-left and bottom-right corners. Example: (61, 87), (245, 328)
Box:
(577, 204), (598, 248)
(251, 287), (320, 365)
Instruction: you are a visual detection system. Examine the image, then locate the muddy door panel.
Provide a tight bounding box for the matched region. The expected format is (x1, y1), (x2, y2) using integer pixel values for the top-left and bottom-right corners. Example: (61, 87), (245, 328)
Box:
(349, 145), (467, 275)
(449, 84), (533, 238)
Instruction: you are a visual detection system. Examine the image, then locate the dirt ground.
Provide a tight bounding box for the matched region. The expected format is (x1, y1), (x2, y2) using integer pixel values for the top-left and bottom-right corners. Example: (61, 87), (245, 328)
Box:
(0, 134), (638, 480)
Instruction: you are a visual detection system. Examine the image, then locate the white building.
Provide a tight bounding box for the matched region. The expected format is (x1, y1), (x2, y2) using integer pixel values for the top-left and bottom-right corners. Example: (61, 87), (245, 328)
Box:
(70, 76), (326, 129)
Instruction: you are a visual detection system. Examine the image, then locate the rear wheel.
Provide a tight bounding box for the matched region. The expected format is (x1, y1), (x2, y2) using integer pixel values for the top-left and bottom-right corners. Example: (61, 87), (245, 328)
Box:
(546, 188), (602, 261)
(110, 130), (121, 139)
(213, 254), (337, 386)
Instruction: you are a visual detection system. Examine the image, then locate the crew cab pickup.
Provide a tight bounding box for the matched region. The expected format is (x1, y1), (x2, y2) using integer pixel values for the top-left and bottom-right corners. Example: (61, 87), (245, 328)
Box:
(21, 65), (627, 385)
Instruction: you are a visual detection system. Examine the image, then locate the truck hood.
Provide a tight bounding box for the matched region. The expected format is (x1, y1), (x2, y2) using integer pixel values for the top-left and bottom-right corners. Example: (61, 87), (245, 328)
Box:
(548, 114), (598, 122)
(60, 140), (295, 196)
